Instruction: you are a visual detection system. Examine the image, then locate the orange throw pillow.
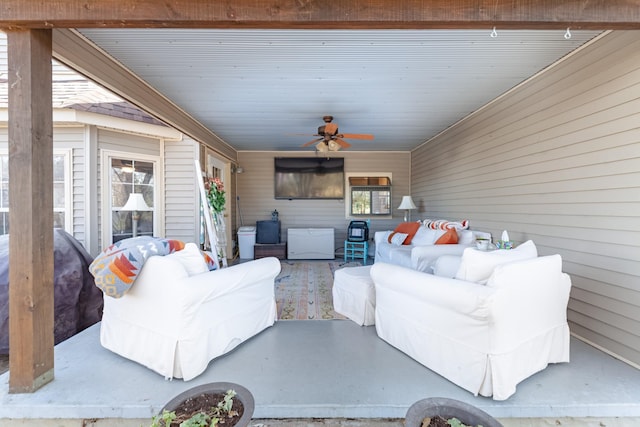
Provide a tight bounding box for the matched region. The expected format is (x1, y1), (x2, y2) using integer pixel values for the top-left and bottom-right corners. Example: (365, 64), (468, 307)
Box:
(435, 227), (459, 245)
(388, 221), (422, 245)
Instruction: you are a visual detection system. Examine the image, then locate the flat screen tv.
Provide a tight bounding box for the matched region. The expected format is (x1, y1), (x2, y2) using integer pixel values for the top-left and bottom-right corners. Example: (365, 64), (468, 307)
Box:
(274, 157), (345, 199)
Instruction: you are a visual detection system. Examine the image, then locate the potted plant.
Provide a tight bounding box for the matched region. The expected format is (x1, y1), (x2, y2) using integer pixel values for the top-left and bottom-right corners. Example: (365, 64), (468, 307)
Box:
(405, 397), (503, 427)
(150, 382), (254, 427)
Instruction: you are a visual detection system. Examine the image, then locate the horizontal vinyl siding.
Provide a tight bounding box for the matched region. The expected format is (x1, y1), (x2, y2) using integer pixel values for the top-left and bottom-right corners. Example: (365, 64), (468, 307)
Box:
(411, 31), (640, 366)
(53, 127), (87, 244)
(237, 151), (410, 252)
(164, 138), (199, 243)
(98, 128), (161, 156)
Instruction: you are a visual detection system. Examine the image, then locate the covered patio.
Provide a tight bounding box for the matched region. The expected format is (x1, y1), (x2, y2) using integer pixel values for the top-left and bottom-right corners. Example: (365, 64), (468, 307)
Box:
(1, 3), (640, 427)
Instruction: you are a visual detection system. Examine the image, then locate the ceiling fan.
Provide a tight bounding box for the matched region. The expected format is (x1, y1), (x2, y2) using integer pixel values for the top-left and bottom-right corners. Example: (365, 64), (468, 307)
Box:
(300, 116), (374, 151)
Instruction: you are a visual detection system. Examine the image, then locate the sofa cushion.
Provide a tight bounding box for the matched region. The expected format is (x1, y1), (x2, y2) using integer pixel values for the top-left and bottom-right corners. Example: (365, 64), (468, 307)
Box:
(410, 227), (440, 246)
(457, 230), (475, 245)
(435, 228), (459, 244)
(390, 232), (409, 246)
(455, 240), (538, 284)
(165, 243), (209, 276)
(388, 221), (421, 245)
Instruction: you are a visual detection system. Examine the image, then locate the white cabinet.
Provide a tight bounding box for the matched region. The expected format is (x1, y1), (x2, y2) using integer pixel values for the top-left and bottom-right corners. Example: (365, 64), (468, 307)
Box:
(287, 228), (335, 259)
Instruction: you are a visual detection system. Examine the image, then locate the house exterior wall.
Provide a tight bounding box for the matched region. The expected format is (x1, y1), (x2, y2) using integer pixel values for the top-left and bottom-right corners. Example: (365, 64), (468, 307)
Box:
(53, 127), (86, 243)
(164, 136), (200, 244)
(411, 31), (640, 367)
(236, 151), (411, 252)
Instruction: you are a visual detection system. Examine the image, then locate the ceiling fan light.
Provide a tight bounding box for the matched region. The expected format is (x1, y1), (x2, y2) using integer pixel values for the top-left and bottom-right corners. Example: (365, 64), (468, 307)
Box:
(328, 140), (341, 151)
(316, 141), (329, 152)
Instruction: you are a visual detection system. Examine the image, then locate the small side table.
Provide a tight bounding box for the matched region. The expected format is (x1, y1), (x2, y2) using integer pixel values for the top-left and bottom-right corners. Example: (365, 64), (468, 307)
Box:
(344, 240), (368, 265)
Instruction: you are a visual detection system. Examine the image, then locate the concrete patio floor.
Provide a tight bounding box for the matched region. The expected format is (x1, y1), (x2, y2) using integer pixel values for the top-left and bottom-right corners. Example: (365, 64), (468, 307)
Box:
(1, 319), (640, 427)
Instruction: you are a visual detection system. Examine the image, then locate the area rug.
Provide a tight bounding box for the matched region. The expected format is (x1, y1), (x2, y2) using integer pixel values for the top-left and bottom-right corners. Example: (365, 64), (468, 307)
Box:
(275, 260), (363, 320)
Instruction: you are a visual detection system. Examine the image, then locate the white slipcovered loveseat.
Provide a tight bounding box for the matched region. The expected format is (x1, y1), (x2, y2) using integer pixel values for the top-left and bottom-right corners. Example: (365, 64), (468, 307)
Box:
(374, 220), (491, 273)
(371, 241), (572, 400)
(99, 243), (281, 380)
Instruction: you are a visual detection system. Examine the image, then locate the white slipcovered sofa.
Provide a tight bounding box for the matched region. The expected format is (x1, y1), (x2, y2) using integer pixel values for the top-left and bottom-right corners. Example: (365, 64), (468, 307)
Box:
(374, 222), (491, 273)
(371, 241), (572, 400)
(100, 245), (281, 381)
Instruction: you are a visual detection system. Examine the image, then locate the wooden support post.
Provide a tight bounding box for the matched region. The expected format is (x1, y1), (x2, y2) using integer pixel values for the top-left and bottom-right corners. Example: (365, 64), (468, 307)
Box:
(7, 29), (55, 393)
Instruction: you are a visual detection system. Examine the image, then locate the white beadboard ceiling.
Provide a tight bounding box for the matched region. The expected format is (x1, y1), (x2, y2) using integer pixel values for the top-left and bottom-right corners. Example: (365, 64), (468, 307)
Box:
(74, 29), (600, 151)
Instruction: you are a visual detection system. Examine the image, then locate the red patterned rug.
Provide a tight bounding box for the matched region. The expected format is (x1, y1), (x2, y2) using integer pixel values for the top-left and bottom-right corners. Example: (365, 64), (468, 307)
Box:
(275, 260), (363, 320)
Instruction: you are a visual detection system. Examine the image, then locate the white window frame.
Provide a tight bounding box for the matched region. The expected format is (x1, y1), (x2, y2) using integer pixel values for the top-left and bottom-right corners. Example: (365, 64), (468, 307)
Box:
(344, 172), (393, 220)
(54, 148), (73, 232)
(0, 149), (72, 234)
(100, 149), (162, 246)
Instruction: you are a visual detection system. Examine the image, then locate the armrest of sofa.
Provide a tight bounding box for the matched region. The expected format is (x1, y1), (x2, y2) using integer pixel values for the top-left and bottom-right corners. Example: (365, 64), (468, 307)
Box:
(370, 262), (494, 317)
(410, 244), (469, 273)
(486, 255), (571, 350)
(374, 230), (392, 245)
(105, 256), (281, 329)
(181, 256), (281, 308)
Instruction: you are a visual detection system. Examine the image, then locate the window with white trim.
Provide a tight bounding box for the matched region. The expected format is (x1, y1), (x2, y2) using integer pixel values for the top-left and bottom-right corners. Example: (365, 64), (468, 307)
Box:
(109, 157), (156, 243)
(101, 150), (160, 245)
(348, 176), (392, 217)
(0, 150), (72, 235)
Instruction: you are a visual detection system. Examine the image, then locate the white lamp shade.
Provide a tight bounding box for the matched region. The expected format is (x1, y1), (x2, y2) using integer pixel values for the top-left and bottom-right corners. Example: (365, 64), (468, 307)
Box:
(316, 140), (341, 152)
(315, 141), (329, 152)
(121, 193), (152, 211)
(327, 140), (342, 151)
(398, 195), (417, 210)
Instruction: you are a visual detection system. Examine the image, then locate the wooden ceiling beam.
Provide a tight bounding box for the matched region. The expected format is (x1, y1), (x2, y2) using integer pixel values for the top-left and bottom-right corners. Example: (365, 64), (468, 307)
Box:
(1, 0), (640, 30)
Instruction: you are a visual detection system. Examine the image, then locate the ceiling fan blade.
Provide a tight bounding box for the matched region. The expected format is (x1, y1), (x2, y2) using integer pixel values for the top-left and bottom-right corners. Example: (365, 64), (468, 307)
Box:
(334, 138), (352, 149)
(301, 137), (322, 147)
(339, 133), (374, 140)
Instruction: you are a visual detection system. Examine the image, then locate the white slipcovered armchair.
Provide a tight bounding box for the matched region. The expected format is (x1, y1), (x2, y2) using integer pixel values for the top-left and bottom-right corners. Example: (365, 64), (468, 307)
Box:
(99, 249), (281, 381)
(371, 244), (571, 400)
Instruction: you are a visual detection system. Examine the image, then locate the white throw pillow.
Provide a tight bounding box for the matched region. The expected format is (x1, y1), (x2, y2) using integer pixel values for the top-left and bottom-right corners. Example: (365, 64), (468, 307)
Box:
(390, 232), (409, 246)
(410, 227), (444, 245)
(454, 240), (538, 284)
(166, 242), (209, 276)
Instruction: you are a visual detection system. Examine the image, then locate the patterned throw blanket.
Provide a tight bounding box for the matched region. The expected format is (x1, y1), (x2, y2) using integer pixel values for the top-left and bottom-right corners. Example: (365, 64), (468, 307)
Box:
(90, 237), (185, 298)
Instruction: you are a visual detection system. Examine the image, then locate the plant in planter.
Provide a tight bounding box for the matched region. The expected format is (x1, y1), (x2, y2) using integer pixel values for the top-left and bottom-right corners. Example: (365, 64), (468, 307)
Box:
(405, 397), (503, 427)
(149, 382), (255, 427)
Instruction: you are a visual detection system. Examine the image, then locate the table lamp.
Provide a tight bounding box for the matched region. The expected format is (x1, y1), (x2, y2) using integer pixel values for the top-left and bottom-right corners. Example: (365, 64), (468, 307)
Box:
(398, 196), (417, 222)
(121, 193), (152, 237)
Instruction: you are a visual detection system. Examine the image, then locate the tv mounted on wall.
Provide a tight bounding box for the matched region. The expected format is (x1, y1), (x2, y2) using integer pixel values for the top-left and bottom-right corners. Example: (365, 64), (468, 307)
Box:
(274, 157), (345, 199)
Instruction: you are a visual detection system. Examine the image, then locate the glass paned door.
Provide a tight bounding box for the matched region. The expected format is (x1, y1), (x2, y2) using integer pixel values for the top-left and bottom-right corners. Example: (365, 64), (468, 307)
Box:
(111, 158), (155, 243)
(205, 151), (232, 257)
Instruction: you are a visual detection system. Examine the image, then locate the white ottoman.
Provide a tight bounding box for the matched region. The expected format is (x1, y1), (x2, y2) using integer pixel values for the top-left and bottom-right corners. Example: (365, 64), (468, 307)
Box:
(332, 265), (375, 326)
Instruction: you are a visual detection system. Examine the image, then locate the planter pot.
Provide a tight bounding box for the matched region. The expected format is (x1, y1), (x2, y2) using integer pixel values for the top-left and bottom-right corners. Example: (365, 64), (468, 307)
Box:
(405, 397), (503, 427)
(161, 382), (255, 427)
